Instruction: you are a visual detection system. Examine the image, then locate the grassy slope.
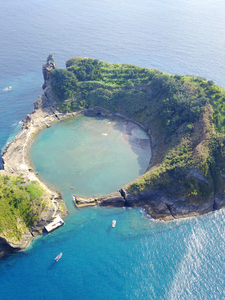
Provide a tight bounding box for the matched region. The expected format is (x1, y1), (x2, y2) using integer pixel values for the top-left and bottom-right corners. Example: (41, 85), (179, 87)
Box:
(0, 174), (51, 243)
(49, 57), (225, 205)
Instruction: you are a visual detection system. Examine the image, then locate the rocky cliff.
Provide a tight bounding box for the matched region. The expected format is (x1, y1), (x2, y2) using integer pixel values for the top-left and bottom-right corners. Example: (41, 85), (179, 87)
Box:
(42, 54), (56, 89)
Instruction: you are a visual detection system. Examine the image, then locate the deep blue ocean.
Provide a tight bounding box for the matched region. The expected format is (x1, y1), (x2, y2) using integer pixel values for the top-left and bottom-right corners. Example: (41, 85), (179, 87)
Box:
(1, 0), (225, 299)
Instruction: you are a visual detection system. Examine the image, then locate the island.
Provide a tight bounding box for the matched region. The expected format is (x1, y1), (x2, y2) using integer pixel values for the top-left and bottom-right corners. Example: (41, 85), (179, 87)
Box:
(1, 54), (225, 256)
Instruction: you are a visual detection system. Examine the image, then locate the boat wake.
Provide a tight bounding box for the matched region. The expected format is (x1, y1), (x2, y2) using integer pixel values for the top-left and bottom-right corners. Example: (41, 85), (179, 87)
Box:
(11, 120), (22, 127)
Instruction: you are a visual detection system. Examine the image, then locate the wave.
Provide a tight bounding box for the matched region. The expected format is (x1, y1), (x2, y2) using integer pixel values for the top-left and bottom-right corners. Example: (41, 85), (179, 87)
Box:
(2, 121), (23, 150)
(11, 120), (23, 127)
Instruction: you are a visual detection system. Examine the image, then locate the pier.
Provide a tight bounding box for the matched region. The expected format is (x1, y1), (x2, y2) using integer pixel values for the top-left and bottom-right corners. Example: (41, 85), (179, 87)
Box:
(44, 215), (64, 233)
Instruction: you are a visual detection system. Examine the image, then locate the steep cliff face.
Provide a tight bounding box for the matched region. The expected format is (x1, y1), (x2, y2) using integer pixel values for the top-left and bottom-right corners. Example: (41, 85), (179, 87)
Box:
(0, 237), (17, 257)
(22, 114), (32, 129)
(42, 54), (56, 89)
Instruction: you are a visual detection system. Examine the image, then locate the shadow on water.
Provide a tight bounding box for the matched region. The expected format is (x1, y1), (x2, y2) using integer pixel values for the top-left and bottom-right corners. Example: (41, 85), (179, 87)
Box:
(106, 225), (112, 233)
(106, 224), (116, 233)
(111, 116), (151, 173)
(47, 260), (58, 271)
(91, 114), (151, 174)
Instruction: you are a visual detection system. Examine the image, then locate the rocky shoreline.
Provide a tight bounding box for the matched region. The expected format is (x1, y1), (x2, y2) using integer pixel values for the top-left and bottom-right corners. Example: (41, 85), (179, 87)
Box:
(73, 189), (220, 222)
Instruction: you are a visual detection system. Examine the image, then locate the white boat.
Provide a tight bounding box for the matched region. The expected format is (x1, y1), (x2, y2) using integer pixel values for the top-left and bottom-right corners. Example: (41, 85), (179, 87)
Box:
(54, 252), (63, 261)
(3, 86), (12, 91)
(112, 220), (116, 227)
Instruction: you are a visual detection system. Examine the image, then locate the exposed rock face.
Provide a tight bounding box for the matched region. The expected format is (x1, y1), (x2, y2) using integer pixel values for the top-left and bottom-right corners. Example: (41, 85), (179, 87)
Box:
(97, 192), (126, 207)
(122, 190), (175, 220)
(74, 183), (225, 221)
(22, 114), (32, 129)
(121, 188), (225, 220)
(74, 192), (125, 208)
(214, 196), (225, 210)
(0, 237), (18, 257)
(42, 54), (56, 89)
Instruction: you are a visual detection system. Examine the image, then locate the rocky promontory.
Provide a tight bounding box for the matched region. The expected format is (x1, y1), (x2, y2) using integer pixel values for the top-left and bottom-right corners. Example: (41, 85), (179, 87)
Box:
(42, 53), (56, 89)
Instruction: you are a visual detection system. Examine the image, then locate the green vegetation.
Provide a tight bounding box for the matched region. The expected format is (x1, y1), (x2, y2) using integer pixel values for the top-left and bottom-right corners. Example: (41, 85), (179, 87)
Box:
(50, 57), (225, 205)
(0, 174), (49, 242)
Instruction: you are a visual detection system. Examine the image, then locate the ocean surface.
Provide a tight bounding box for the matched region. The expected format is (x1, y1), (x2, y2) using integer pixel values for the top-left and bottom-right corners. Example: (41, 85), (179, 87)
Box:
(0, 0), (225, 299)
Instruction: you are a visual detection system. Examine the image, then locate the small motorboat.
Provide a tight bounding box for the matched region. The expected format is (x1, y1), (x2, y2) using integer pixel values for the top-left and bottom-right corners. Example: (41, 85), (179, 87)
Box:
(112, 220), (116, 228)
(3, 86), (12, 91)
(54, 252), (63, 262)
(70, 187), (74, 189)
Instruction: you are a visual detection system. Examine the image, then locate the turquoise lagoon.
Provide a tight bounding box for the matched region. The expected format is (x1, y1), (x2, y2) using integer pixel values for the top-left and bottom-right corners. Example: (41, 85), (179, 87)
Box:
(30, 116), (151, 210)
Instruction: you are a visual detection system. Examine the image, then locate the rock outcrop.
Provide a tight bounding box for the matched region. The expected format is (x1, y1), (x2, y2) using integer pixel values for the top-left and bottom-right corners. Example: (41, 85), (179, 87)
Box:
(121, 188), (217, 220)
(42, 54), (56, 89)
(0, 237), (18, 258)
(22, 114), (32, 129)
(74, 192), (125, 208)
(74, 186), (225, 221)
